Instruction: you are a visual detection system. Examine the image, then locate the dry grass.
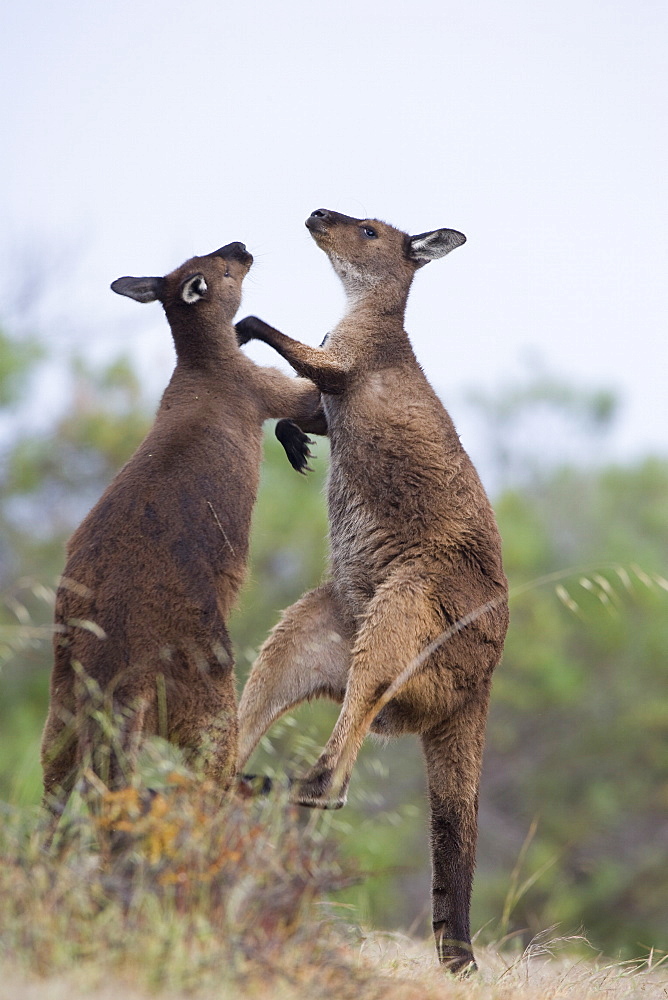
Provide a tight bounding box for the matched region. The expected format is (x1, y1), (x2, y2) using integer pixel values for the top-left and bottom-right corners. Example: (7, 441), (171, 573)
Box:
(1, 744), (665, 1000)
(359, 932), (668, 1000)
(1, 751), (361, 998)
(2, 937), (666, 1000)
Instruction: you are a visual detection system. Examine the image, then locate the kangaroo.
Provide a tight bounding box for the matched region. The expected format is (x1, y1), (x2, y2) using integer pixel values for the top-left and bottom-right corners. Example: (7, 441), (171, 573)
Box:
(234, 210), (509, 974)
(41, 242), (323, 815)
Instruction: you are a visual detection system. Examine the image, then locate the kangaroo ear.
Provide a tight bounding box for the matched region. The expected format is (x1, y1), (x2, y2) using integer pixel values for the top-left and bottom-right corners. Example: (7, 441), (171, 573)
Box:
(180, 273), (208, 304)
(110, 276), (164, 303)
(408, 229), (466, 267)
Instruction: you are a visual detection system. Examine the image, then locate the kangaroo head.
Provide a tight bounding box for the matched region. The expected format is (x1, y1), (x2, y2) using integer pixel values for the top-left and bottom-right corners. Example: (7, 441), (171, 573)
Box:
(111, 242), (254, 325)
(305, 209), (465, 299)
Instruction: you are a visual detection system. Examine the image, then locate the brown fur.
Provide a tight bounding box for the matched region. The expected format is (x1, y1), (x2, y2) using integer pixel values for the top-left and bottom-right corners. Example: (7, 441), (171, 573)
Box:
(235, 211), (509, 974)
(41, 242), (322, 814)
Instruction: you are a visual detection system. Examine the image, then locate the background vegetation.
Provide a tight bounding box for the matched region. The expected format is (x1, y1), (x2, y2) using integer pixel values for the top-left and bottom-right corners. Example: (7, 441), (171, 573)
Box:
(1, 305), (666, 973)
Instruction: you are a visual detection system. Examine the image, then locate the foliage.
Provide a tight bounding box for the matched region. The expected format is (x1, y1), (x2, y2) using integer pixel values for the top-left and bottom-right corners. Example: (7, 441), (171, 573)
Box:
(477, 460), (668, 955)
(0, 757), (368, 998)
(0, 325), (43, 408)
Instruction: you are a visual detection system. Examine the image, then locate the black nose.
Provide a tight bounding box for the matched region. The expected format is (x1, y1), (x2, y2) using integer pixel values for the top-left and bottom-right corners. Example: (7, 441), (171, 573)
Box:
(220, 241), (247, 258)
(212, 242), (253, 265)
(306, 209), (334, 234)
(308, 208), (354, 227)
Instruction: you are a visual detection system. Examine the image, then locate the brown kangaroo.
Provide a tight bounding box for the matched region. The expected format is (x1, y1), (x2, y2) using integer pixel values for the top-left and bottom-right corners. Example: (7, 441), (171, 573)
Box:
(41, 242), (323, 815)
(235, 210), (509, 974)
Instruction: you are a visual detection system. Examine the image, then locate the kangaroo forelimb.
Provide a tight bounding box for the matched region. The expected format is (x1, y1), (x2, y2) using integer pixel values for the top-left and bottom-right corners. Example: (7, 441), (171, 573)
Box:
(236, 316), (347, 395)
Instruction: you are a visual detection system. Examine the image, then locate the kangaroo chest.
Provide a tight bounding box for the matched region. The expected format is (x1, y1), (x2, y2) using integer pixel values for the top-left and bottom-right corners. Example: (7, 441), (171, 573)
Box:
(323, 378), (451, 621)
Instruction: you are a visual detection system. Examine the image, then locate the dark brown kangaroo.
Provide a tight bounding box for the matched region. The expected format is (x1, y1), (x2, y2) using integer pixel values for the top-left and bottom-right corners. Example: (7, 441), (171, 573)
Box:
(235, 211), (509, 974)
(41, 242), (323, 814)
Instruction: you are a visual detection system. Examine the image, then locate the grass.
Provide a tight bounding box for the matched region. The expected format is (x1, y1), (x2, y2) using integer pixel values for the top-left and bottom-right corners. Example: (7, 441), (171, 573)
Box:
(2, 930), (666, 1000)
(1, 743), (666, 1000)
(1, 753), (360, 996)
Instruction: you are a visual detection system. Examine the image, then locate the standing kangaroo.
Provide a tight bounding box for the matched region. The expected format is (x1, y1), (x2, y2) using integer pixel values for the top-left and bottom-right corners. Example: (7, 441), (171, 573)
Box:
(235, 210), (509, 974)
(41, 242), (323, 814)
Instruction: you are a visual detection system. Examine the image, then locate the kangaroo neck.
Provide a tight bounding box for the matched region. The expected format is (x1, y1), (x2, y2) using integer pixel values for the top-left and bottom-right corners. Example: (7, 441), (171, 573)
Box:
(168, 311), (236, 370)
(330, 281), (414, 363)
(342, 274), (411, 320)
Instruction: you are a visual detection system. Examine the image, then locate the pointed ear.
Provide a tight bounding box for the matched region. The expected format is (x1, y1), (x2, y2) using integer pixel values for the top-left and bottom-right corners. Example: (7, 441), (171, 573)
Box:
(110, 276), (164, 303)
(180, 273), (208, 304)
(408, 229), (466, 267)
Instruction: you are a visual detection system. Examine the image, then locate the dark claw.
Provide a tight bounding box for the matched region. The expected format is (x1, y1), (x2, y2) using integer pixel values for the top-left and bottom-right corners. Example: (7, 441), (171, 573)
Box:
(236, 774), (274, 798)
(235, 317), (255, 347)
(235, 315), (270, 347)
(275, 418), (314, 474)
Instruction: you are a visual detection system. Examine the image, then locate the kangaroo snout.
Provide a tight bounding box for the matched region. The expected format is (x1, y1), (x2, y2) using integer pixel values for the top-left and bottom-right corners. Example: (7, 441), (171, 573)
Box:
(306, 209), (353, 239)
(212, 242), (253, 266)
(306, 209), (331, 234)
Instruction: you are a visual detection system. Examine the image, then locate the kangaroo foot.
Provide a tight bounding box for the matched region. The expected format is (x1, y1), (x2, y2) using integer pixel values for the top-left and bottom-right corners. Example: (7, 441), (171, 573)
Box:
(235, 771), (347, 809)
(235, 773), (275, 799)
(433, 925), (477, 976)
(289, 770), (347, 810)
(443, 955), (477, 977)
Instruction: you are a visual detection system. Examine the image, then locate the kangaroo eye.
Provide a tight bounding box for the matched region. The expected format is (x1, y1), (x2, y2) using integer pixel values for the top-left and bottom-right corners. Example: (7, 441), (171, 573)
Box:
(362, 226), (377, 239)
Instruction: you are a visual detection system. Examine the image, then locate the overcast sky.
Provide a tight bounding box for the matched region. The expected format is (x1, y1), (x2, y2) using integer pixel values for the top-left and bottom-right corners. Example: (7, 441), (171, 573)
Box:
(1, 0), (666, 468)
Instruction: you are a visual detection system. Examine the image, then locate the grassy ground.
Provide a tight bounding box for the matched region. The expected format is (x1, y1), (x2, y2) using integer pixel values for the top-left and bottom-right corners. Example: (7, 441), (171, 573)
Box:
(3, 940), (666, 1000)
(1, 748), (665, 1000)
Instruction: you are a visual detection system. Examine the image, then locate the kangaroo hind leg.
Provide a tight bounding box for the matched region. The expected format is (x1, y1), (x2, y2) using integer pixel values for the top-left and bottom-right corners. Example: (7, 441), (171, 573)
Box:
(237, 582), (351, 772)
(421, 692), (490, 975)
(77, 680), (155, 800)
(41, 705), (78, 817)
(291, 575), (438, 809)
